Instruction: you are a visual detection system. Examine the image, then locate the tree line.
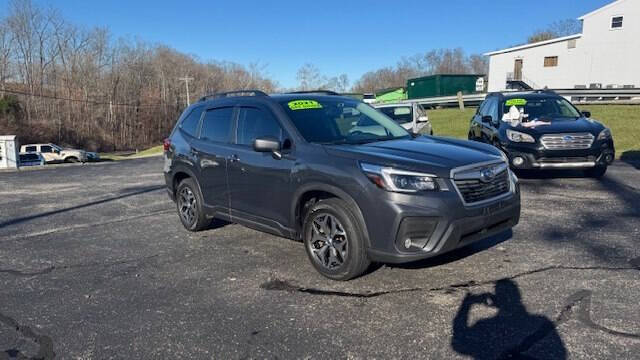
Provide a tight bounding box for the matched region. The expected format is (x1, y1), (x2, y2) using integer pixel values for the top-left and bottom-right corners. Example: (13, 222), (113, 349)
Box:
(0, 0), (276, 151)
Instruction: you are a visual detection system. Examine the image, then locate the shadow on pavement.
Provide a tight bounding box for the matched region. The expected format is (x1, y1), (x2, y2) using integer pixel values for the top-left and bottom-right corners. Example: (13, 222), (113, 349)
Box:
(0, 185), (166, 229)
(620, 151), (640, 169)
(451, 279), (567, 360)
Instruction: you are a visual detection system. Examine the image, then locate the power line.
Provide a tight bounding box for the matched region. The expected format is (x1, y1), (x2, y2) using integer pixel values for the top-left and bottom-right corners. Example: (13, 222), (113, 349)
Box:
(0, 88), (169, 108)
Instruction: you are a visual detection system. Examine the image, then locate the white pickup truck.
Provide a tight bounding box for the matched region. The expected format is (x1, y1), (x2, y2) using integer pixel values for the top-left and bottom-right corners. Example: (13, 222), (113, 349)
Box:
(20, 143), (88, 163)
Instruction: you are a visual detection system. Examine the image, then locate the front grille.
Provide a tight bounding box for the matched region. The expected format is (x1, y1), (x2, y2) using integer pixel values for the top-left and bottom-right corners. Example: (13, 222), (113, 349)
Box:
(454, 169), (510, 204)
(540, 133), (594, 150)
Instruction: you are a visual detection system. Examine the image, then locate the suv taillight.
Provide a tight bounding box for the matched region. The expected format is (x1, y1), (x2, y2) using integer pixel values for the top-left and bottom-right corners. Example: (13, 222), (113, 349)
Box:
(163, 138), (171, 152)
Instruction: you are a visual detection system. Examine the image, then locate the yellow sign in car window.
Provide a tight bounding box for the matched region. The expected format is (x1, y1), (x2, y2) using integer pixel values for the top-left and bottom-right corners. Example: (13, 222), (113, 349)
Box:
(288, 100), (323, 110)
(505, 98), (527, 106)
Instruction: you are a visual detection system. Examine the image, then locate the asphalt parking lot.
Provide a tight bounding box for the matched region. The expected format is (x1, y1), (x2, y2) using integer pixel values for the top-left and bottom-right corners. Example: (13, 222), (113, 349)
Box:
(1, 156), (639, 359)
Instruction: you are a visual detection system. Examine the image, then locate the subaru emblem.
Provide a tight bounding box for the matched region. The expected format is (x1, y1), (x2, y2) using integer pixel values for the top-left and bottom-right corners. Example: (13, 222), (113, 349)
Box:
(563, 135), (574, 141)
(479, 167), (496, 183)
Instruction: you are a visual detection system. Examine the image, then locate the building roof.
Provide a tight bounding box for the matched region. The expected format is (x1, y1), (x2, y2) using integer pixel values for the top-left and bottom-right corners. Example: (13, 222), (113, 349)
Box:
(578, 0), (628, 20)
(483, 34), (582, 56)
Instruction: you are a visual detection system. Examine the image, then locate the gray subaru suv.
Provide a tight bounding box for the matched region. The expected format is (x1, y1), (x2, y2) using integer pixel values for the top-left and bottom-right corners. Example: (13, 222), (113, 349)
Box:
(164, 90), (521, 280)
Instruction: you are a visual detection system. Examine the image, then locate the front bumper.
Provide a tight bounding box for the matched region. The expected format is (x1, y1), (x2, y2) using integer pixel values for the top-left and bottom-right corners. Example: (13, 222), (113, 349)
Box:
(363, 176), (521, 264)
(502, 139), (614, 170)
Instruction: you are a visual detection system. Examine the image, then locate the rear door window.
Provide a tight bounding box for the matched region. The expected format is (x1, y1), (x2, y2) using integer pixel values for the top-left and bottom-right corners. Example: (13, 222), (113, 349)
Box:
(180, 106), (204, 137)
(25, 146), (37, 152)
(236, 107), (283, 146)
(200, 107), (233, 143)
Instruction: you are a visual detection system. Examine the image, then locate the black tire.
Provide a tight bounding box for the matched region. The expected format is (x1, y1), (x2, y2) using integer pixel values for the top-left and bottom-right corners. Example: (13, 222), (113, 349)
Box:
(65, 157), (79, 163)
(302, 198), (370, 281)
(176, 178), (210, 231)
(584, 166), (607, 178)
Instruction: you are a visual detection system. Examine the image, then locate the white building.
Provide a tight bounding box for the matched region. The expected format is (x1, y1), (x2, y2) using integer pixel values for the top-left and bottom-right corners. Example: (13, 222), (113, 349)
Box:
(486, 0), (640, 92)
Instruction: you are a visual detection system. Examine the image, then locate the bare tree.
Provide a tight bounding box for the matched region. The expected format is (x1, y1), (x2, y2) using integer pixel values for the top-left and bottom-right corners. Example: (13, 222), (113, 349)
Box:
(0, 0), (278, 151)
(527, 18), (582, 44)
(352, 48), (486, 93)
(296, 63), (324, 91)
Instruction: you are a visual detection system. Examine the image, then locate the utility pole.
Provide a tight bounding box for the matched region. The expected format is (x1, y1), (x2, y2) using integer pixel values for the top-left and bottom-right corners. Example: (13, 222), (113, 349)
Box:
(179, 76), (194, 106)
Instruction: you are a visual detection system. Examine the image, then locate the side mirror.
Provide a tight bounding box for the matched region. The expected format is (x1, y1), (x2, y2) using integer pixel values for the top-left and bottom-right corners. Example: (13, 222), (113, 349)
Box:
(581, 111), (591, 118)
(253, 137), (282, 159)
(417, 115), (429, 123)
(482, 115), (493, 123)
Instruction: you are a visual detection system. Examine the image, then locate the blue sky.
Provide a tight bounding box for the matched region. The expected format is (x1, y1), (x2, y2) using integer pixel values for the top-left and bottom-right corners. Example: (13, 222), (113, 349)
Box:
(26, 0), (612, 88)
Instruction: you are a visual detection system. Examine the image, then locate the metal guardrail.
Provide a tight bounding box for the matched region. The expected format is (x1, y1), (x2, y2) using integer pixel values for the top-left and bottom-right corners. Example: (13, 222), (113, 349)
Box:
(391, 88), (640, 108)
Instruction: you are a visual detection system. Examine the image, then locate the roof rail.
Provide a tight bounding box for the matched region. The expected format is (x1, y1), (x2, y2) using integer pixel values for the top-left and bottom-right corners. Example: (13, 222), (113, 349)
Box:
(533, 89), (556, 94)
(199, 89), (268, 102)
(288, 90), (341, 96)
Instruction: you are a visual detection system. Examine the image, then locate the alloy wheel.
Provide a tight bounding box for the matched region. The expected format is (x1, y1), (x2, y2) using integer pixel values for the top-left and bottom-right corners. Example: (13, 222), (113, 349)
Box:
(308, 213), (348, 270)
(178, 187), (197, 226)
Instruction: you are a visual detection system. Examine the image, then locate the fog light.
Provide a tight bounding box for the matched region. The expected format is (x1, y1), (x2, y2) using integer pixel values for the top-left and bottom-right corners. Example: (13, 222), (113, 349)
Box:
(404, 239), (412, 249)
(512, 156), (524, 167)
(605, 154), (614, 164)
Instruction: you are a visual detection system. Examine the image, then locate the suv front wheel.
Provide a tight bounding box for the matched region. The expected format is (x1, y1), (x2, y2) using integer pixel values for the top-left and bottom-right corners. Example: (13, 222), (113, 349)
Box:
(303, 198), (370, 280)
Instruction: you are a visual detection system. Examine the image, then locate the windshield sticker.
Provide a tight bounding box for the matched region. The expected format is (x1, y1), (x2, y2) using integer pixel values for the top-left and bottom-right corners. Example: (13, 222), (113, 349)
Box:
(505, 98), (527, 106)
(288, 100), (323, 110)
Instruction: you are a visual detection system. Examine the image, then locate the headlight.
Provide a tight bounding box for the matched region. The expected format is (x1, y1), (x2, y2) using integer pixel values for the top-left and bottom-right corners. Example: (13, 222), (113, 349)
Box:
(360, 163), (438, 192)
(597, 128), (611, 140)
(506, 129), (535, 143)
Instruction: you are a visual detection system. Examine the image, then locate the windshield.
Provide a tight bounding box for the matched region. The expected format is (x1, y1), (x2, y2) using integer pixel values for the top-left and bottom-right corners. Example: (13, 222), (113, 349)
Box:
(378, 106), (412, 124)
(502, 97), (581, 120)
(280, 98), (410, 144)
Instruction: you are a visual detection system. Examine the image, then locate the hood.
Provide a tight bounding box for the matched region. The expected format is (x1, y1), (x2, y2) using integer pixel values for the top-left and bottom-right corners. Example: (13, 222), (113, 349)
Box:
(511, 117), (604, 136)
(324, 136), (503, 178)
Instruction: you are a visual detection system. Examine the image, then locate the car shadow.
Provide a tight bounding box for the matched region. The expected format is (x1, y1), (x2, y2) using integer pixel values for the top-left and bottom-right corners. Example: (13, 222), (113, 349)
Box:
(620, 150), (640, 169)
(451, 278), (567, 359)
(0, 185), (166, 229)
(386, 229), (512, 271)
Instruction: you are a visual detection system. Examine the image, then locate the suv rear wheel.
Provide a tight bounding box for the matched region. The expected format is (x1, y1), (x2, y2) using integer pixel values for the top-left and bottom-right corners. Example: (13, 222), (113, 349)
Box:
(176, 178), (210, 231)
(302, 198), (370, 280)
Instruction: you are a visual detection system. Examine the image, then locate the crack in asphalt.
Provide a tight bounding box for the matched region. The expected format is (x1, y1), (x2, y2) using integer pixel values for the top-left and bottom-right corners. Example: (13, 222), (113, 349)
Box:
(260, 263), (640, 299)
(0, 311), (55, 360)
(0, 254), (160, 278)
(499, 289), (640, 359)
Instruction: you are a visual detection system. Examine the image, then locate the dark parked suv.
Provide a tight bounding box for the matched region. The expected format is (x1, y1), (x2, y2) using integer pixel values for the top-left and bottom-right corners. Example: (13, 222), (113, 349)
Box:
(164, 90), (521, 280)
(468, 91), (615, 177)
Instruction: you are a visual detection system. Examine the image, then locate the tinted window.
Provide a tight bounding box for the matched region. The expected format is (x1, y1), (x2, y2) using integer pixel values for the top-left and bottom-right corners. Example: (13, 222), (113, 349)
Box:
(611, 16), (623, 29)
(25, 146), (37, 152)
(478, 100), (489, 116)
(41, 145), (53, 153)
(487, 99), (499, 123)
(201, 107), (233, 143)
(237, 107), (283, 146)
(180, 106), (204, 137)
(20, 154), (39, 161)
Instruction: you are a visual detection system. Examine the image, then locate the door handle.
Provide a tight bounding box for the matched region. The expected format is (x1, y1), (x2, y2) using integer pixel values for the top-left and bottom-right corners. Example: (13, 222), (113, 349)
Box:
(228, 154), (239, 163)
